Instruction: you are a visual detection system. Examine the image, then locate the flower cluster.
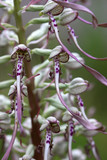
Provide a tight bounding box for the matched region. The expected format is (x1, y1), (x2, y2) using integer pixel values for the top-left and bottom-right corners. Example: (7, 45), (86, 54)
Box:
(0, 0), (107, 160)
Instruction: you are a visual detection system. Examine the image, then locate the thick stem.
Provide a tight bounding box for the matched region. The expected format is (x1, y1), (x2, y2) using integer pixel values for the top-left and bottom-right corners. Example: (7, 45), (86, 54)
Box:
(13, 1), (43, 159)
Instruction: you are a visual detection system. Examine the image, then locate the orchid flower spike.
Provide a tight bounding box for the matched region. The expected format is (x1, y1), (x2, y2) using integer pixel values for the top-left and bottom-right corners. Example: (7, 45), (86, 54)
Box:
(40, 116), (60, 160)
(11, 44), (31, 132)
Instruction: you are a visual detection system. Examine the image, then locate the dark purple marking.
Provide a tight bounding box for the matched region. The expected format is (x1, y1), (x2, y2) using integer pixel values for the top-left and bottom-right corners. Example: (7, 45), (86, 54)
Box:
(54, 24), (57, 27)
(46, 140), (50, 144)
(80, 102), (84, 106)
(70, 132), (74, 136)
(70, 127), (74, 130)
(52, 19), (55, 22)
(56, 70), (59, 73)
(17, 73), (21, 76)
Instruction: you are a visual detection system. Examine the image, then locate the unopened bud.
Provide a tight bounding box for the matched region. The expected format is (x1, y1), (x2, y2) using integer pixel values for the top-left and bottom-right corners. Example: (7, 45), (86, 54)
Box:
(75, 118), (103, 137)
(68, 77), (89, 95)
(0, 112), (9, 120)
(25, 144), (35, 158)
(0, 112), (11, 130)
(62, 111), (72, 122)
(19, 155), (35, 160)
(41, 0), (64, 16)
(8, 84), (16, 96)
(27, 23), (49, 44)
(64, 52), (84, 69)
(72, 149), (86, 160)
(21, 84), (28, 97)
(59, 8), (78, 25)
(40, 120), (49, 131)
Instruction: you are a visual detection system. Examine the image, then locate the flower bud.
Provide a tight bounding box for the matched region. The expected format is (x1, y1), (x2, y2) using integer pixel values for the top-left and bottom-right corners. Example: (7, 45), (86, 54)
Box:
(0, 112), (11, 130)
(62, 111), (72, 122)
(8, 84), (16, 96)
(40, 120), (49, 131)
(59, 8), (78, 25)
(41, 0), (64, 16)
(64, 52), (84, 69)
(83, 119), (104, 137)
(68, 77), (89, 95)
(19, 155), (35, 160)
(49, 46), (69, 63)
(0, 95), (10, 109)
(72, 149), (86, 160)
(27, 23), (49, 44)
(0, 112), (9, 120)
(11, 44), (31, 61)
(0, 30), (18, 46)
(75, 118), (104, 137)
(25, 144), (35, 158)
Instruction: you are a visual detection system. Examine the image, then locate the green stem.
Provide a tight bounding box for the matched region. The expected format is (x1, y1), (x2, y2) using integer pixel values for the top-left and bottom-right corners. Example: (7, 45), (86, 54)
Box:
(13, 1), (43, 159)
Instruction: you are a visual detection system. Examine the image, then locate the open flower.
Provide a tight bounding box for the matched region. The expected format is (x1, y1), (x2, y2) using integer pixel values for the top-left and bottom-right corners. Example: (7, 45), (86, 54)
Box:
(11, 44), (31, 132)
(2, 45), (30, 160)
(40, 116), (60, 160)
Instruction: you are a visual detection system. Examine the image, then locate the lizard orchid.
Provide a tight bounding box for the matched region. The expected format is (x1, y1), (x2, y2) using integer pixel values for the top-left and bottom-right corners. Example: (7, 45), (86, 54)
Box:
(11, 44), (31, 132)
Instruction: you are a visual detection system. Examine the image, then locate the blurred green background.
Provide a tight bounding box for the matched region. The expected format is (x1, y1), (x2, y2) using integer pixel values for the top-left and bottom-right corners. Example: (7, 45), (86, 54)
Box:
(0, 0), (107, 159)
